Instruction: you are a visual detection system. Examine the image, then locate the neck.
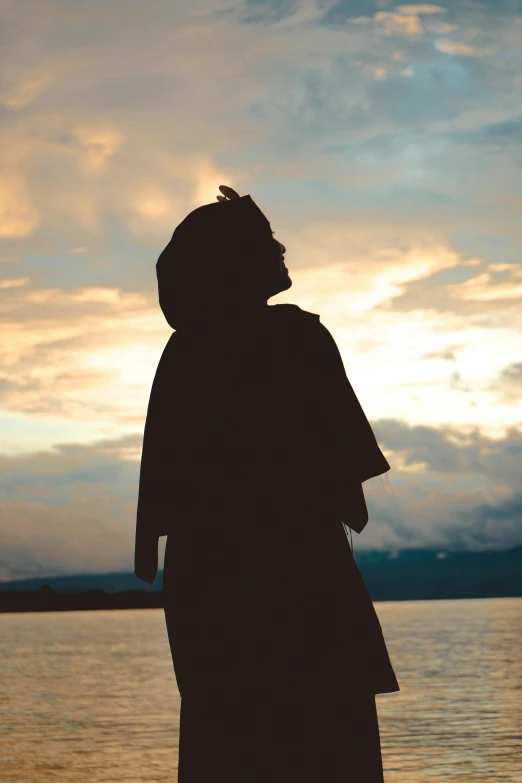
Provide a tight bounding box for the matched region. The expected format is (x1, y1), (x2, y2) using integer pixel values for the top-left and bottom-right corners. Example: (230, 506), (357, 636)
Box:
(217, 299), (268, 327)
(180, 299), (269, 335)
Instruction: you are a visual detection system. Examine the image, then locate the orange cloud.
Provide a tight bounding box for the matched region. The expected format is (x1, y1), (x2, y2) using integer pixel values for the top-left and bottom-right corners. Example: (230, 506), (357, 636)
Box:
(0, 277), (30, 289)
(72, 124), (125, 174)
(0, 174), (40, 238)
(374, 5), (445, 37)
(0, 67), (55, 109)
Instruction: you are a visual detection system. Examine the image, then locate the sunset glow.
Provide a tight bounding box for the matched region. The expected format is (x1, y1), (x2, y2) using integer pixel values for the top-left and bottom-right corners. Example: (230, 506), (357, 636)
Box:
(1, 0), (521, 578)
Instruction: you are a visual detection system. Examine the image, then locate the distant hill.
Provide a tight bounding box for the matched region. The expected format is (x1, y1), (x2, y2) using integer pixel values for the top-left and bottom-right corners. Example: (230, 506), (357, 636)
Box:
(0, 571), (161, 594)
(1, 545), (521, 611)
(357, 544), (522, 601)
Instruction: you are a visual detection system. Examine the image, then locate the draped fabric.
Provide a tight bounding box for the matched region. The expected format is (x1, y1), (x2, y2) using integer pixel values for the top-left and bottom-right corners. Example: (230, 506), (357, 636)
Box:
(136, 303), (390, 540)
(173, 670), (385, 782)
(136, 299), (399, 781)
(135, 303), (399, 697)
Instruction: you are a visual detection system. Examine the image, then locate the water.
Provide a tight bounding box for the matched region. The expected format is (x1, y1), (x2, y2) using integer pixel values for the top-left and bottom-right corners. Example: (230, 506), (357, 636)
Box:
(1, 597), (521, 782)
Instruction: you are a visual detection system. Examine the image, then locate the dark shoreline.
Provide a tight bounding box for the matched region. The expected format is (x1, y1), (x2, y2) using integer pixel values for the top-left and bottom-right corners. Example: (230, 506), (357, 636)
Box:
(2, 545), (521, 612)
(0, 587), (165, 613)
(2, 586), (522, 614)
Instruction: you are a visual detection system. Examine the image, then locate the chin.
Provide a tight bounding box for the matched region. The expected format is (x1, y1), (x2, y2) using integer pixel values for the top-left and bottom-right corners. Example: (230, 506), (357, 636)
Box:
(273, 281), (292, 297)
(267, 272), (292, 299)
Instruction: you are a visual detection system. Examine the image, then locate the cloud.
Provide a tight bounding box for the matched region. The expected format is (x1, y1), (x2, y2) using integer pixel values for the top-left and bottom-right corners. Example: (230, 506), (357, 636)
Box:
(0, 174), (40, 238)
(464, 493), (522, 548)
(362, 420), (522, 551)
(1, 0), (522, 568)
(1, 422), (521, 578)
(427, 22), (457, 34)
(127, 185), (183, 240)
(394, 5), (445, 15)
(0, 277), (30, 289)
(70, 123), (125, 174)
(279, 238), (467, 318)
(383, 258), (522, 314)
(421, 345), (460, 362)
(1, 229), (519, 457)
(365, 65), (388, 80)
(463, 116), (522, 148)
(374, 5), (445, 38)
(374, 12), (423, 37)
(447, 265), (522, 302)
(0, 281), (167, 432)
(0, 434), (144, 579)
(491, 362), (522, 403)
(0, 67), (55, 109)
(435, 39), (484, 57)
(0, 0), (518, 259)
(241, 0), (301, 25)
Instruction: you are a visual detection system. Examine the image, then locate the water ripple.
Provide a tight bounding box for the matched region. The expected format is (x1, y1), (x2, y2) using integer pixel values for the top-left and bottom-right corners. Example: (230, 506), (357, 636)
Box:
(0, 598), (521, 782)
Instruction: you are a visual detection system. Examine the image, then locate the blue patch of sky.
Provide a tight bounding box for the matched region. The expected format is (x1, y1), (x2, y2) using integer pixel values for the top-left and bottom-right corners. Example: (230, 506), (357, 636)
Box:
(450, 232), (521, 266)
(103, 216), (163, 291)
(327, 130), (451, 181)
(456, 116), (522, 147)
(284, 67), (369, 138)
(431, 265), (483, 286)
(18, 218), (159, 293)
(320, 0), (376, 25)
(367, 59), (490, 128)
(236, 67), (378, 158)
(246, 177), (453, 221)
(241, 0), (300, 24)
(321, 0), (522, 24)
(469, 0), (522, 16)
(245, 179), (344, 211)
(239, 50), (492, 165)
(237, 0), (522, 29)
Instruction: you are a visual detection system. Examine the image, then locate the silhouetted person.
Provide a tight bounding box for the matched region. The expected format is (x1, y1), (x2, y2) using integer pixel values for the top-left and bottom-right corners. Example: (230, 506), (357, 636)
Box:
(135, 186), (399, 782)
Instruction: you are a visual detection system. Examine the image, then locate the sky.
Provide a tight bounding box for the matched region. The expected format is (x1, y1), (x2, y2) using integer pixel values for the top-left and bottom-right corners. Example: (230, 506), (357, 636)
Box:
(1, 0), (521, 579)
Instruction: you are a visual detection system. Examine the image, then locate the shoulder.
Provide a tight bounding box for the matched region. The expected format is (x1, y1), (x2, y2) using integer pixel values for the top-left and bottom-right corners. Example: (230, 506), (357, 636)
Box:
(153, 330), (186, 380)
(268, 304), (337, 344)
(159, 330), (180, 362)
(268, 303), (321, 325)
(267, 304), (342, 363)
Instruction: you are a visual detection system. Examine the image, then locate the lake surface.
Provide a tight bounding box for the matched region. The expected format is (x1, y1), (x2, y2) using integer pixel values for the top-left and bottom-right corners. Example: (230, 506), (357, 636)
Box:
(1, 597), (521, 782)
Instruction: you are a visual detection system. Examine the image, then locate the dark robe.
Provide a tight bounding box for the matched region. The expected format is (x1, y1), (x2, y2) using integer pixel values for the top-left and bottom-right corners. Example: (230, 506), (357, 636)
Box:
(136, 302), (399, 780)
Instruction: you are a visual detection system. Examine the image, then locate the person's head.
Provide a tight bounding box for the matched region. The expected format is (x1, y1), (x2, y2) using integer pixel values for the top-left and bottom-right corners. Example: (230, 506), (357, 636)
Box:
(156, 190), (292, 330)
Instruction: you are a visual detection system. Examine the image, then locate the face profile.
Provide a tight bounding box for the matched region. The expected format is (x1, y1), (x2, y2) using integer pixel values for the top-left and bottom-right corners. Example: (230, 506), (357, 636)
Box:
(216, 186), (291, 291)
(272, 235), (291, 288)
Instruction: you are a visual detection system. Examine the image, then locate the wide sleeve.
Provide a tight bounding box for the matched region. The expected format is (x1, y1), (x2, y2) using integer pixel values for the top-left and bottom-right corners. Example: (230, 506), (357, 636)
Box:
(135, 333), (190, 550)
(307, 319), (390, 532)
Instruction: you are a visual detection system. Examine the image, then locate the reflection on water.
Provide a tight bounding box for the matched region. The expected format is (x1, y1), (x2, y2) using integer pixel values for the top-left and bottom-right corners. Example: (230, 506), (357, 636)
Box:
(1, 597), (521, 782)
(376, 598), (522, 782)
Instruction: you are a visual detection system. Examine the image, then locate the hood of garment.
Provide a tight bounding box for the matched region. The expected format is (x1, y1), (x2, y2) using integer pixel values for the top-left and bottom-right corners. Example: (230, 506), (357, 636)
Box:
(156, 195), (291, 332)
